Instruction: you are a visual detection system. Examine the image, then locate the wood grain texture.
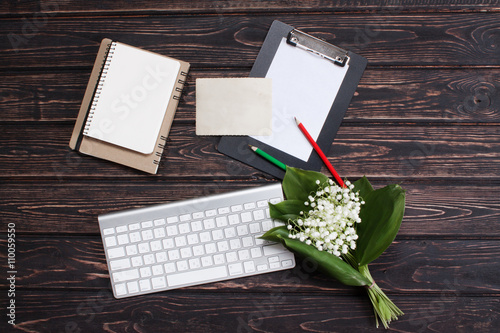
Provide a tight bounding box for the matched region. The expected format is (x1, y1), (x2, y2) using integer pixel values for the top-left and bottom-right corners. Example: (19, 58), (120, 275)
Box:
(2, 14), (500, 68)
(1, 291), (498, 333)
(1, 181), (499, 236)
(1, 238), (498, 294)
(2, 0), (500, 15)
(1, 68), (499, 122)
(1, 123), (499, 179)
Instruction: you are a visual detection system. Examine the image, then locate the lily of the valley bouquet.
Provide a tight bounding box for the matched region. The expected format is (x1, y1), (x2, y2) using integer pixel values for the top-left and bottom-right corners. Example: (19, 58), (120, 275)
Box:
(262, 167), (406, 328)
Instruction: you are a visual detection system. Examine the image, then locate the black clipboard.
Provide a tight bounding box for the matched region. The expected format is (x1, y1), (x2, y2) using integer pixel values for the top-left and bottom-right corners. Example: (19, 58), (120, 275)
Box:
(218, 20), (367, 179)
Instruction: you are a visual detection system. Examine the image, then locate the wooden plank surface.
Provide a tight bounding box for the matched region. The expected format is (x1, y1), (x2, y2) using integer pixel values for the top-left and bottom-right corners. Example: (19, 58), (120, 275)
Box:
(1, 68), (499, 122)
(2, 14), (500, 69)
(1, 2), (500, 332)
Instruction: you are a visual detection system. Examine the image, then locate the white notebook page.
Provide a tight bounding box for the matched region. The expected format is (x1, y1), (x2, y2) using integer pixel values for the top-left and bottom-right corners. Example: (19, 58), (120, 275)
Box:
(84, 42), (180, 154)
(251, 38), (349, 162)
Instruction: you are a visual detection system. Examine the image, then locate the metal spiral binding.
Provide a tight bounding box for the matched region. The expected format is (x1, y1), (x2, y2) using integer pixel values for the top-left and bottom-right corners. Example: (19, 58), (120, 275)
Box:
(153, 70), (188, 166)
(83, 42), (117, 135)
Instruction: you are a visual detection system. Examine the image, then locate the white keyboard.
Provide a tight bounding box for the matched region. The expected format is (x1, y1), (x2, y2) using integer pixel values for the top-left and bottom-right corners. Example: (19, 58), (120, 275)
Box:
(98, 183), (296, 298)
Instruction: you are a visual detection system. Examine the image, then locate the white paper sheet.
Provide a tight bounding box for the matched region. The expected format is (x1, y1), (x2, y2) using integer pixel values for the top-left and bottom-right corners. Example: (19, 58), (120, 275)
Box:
(251, 38), (349, 161)
(84, 42), (180, 154)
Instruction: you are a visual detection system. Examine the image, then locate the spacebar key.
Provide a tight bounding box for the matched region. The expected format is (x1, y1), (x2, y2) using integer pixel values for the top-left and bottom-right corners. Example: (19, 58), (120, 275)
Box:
(167, 266), (228, 287)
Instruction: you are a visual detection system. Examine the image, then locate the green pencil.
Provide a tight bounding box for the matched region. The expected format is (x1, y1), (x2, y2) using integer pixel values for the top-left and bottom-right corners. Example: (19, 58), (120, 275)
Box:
(249, 145), (287, 171)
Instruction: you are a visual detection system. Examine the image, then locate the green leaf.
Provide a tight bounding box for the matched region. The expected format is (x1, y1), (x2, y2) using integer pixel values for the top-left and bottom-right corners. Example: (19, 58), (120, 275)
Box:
(261, 226), (371, 287)
(282, 167), (329, 202)
(354, 184), (406, 266)
(269, 200), (309, 223)
(353, 176), (374, 198)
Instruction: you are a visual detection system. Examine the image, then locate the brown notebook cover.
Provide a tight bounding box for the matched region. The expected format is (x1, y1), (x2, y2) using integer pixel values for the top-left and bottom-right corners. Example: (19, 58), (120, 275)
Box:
(69, 39), (190, 174)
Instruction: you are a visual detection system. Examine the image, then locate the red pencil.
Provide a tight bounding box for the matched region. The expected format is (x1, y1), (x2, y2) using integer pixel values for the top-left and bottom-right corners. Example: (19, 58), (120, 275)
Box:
(295, 117), (346, 188)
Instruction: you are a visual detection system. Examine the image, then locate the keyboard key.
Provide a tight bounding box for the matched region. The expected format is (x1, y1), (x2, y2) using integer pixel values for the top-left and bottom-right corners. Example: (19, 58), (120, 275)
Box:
(253, 209), (265, 221)
(261, 220), (273, 232)
(180, 247), (193, 258)
(166, 216), (179, 224)
(215, 216), (228, 227)
(127, 281), (139, 293)
(150, 240), (162, 251)
(191, 221), (203, 232)
(115, 283), (127, 296)
(156, 251), (168, 263)
(152, 265), (164, 276)
(110, 258), (131, 271)
(218, 207), (230, 214)
(242, 236), (254, 247)
(224, 227), (236, 238)
(117, 234), (129, 245)
(131, 256), (143, 267)
(175, 236), (187, 247)
(201, 256), (213, 267)
(229, 238), (241, 250)
(228, 214), (240, 225)
(112, 269), (139, 283)
(228, 263), (243, 276)
(105, 236), (117, 247)
(244, 261), (256, 273)
(168, 249), (180, 261)
(180, 214), (191, 222)
(138, 243), (150, 253)
(126, 245), (138, 256)
(257, 264), (268, 271)
(140, 267), (152, 277)
(154, 218), (166, 226)
(178, 223), (190, 234)
(268, 256), (279, 263)
(193, 212), (204, 219)
(154, 227), (166, 238)
(166, 225), (178, 236)
(244, 202), (256, 210)
(263, 244), (286, 256)
(199, 232), (211, 243)
(162, 238), (174, 249)
(282, 259), (294, 268)
(205, 209), (217, 217)
(164, 263), (176, 273)
(143, 254), (155, 265)
(205, 243), (217, 254)
(203, 219), (216, 229)
(249, 223), (261, 234)
(250, 247), (262, 258)
(212, 229), (224, 241)
(270, 262), (280, 269)
(193, 245), (205, 256)
(214, 254), (225, 264)
(116, 225), (128, 233)
(257, 200), (268, 207)
(128, 223), (140, 231)
(141, 221), (153, 228)
(226, 252), (238, 263)
(107, 247), (125, 259)
(270, 197), (281, 204)
(187, 234), (199, 245)
(141, 230), (153, 240)
(231, 204), (243, 212)
(217, 241), (229, 252)
(129, 232), (141, 243)
(152, 276), (167, 289)
(167, 266), (227, 287)
(103, 228), (115, 235)
(241, 212), (252, 223)
(177, 260), (189, 271)
(237, 225), (248, 236)
(139, 279), (151, 291)
(238, 249), (250, 260)
(189, 258), (201, 269)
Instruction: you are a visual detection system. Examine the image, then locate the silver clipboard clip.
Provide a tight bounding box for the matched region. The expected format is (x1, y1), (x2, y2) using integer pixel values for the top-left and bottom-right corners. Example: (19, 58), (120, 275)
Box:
(287, 29), (349, 67)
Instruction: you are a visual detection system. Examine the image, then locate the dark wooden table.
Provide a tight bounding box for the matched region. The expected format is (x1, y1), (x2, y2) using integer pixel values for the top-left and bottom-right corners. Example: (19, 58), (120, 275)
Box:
(1, 1), (499, 332)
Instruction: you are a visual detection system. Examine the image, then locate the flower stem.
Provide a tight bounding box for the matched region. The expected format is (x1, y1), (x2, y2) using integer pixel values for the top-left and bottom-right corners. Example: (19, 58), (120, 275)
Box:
(358, 264), (404, 329)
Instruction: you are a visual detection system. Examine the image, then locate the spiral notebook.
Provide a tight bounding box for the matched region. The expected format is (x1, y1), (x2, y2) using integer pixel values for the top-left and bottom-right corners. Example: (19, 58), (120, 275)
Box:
(69, 39), (190, 174)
